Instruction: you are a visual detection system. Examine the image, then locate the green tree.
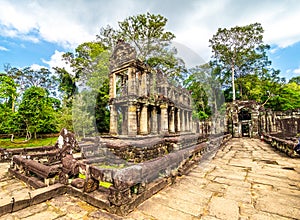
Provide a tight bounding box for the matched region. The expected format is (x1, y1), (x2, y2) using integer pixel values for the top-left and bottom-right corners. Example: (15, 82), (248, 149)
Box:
(185, 63), (224, 120)
(6, 66), (58, 95)
(209, 23), (271, 101)
(267, 82), (300, 111)
(0, 75), (20, 134)
(0, 75), (17, 112)
(72, 91), (96, 138)
(54, 67), (77, 107)
(289, 76), (300, 85)
(98, 12), (186, 79)
(55, 41), (110, 134)
(18, 86), (60, 139)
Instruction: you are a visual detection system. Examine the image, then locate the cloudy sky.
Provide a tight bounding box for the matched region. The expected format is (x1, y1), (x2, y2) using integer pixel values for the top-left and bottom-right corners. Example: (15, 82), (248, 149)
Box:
(0, 0), (299, 80)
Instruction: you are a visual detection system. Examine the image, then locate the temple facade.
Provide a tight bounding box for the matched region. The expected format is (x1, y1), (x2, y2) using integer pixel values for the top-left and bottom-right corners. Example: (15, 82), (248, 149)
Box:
(226, 100), (260, 138)
(109, 40), (193, 137)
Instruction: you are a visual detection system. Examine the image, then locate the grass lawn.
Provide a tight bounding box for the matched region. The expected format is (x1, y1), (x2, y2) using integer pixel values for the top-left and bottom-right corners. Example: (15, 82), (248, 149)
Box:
(0, 137), (58, 149)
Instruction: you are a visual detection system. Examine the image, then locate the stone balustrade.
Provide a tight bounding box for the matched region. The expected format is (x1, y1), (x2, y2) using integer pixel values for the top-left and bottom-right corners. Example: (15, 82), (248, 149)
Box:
(263, 134), (299, 158)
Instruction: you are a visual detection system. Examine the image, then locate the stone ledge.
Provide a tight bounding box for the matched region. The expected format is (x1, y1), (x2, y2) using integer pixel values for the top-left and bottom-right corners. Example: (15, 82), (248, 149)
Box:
(0, 183), (66, 216)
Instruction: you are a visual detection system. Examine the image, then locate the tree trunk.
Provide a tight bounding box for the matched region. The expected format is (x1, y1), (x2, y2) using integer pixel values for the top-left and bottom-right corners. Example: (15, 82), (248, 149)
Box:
(11, 95), (15, 112)
(239, 83), (243, 99)
(231, 64), (236, 101)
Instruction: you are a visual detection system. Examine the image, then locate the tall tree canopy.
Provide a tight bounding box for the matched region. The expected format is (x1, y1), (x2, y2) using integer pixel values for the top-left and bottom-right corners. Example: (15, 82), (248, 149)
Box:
(98, 12), (186, 78)
(209, 23), (272, 101)
(0, 75), (17, 112)
(18, 86), (60, 139)
(185, 63), (224, 120)
(5, 66), (58, 95)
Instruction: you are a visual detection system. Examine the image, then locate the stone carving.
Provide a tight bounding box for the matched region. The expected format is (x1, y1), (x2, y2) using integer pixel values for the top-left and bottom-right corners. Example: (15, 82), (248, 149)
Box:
(109, 39), (137, 71)
(55, 128), (80, 159)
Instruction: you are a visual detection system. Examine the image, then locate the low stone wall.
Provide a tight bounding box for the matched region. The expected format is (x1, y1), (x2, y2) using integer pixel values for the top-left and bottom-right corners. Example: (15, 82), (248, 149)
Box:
(78, 133), (231, 215)
(82, 134), (208, 163)
(263, 134), (299, 158)
(3, 133), (231, 217)
(0, 146), (58, 162)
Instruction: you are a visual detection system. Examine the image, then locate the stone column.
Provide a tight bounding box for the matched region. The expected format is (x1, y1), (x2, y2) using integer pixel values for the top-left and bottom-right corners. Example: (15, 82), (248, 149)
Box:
(272, 112), (277, 132)
(186, 111), (190, 131)
(128, 102), (137, 137)
(251, 111), (259, 138)
(199, 121), (203, 134)
(141, 72), (147, 96)
(176, 109), (181, 133)
(160, 104), (169, 134)
(189, 111), (193, 132)
(121, 107), (128, 135)
(109, 104), (118, 135)
(151, 107), (158, 134)
(140, 104), (149, 135)
(232, 109), (239, 137)
(181, 110), (186, 132)
(169, 107), (175, 133)
(128, 67), (136, 95)
(109, 73), (116, 99)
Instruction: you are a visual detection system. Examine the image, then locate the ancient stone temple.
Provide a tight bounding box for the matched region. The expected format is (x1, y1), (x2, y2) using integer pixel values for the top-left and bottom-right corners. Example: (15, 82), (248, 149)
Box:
(1, 40), (234, 217)
(109, 39), (193, 137)
(226, 100), (260, 138)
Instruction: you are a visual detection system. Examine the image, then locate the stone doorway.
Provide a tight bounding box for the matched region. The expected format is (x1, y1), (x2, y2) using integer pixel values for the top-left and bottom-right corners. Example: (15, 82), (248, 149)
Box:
(242, 123), (250, 137)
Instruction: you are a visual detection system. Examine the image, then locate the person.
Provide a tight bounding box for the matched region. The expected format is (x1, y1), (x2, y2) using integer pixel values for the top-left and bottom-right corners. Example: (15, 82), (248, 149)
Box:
(295, 136), (300, 155)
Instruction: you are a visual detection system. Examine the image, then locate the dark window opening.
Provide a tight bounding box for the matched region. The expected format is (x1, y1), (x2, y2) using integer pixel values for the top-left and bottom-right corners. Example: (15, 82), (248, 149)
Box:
(238, 108), (251, 121)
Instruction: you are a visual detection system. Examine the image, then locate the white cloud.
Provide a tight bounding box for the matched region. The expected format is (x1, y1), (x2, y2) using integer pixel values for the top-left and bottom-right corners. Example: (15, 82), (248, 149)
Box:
(270, 47), (279, 54)
(0, 0), (299, 56)
(30, 63), (48, 71)
(0, 0), (140, 49)
(0, 46), (8, 51)
(42, 50), (73, 74)
(293, 68), (300, 74)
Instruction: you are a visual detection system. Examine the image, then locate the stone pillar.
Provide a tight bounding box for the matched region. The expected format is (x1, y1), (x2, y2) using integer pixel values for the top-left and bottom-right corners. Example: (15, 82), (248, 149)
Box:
(186, 111), (190, 131)
(128, 102), (137, 137)
(189, 111), (193, 132)
(232, 109), (239, 137)
(169, 107), (175, 133)
(128, 67), (136, 95)
(140, 104), (149, 135)
(252, 111), (259, 138)
(160, 104), (169, 134)
(199, 121), (203, 134)
(141, 72), (147, 96)
(267, 112), (272, 133)
(224, 112), (228, 134)
(109, 104), (118, 135)
(121, 107), (128, 135)
(272, 112), (277, 132)
(181, 110), (186, 132)
(260, 113), (265, 133)
(151, 107), (158, 134)
(176, 109), (181, 133)
(109, 73), (116, 99)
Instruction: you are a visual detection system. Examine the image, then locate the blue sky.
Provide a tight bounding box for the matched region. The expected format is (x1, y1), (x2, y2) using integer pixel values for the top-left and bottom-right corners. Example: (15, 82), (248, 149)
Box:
(0, 0), (299, 80)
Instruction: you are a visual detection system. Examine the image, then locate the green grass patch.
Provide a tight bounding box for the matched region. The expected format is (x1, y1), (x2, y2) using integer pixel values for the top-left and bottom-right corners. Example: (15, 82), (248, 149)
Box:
(0, 137), (58, 149)
(95, 163), (125, 169)
(78, 173), (112, 188)
(100, 181), (112, 188)
(78, 173), (86, 179)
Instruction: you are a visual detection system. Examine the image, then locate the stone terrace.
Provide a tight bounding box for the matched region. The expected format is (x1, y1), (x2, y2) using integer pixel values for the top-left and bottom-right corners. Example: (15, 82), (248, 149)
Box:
(1, 138), (299, 219)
